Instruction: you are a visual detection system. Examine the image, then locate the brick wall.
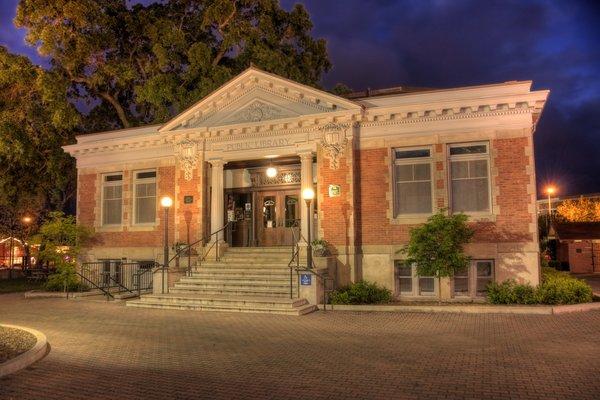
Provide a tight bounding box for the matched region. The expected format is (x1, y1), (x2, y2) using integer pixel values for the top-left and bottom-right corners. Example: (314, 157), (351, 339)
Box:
(356, 136), (536, 246)
(566, 241), (600, 274)
(77, 165), (177, 248)
(317, 144), (355, 250)
(175, 164), (203, 246)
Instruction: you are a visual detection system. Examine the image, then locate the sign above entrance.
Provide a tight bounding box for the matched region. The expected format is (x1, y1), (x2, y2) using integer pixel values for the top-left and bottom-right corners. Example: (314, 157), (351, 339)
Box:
(225, 138), (291, 152)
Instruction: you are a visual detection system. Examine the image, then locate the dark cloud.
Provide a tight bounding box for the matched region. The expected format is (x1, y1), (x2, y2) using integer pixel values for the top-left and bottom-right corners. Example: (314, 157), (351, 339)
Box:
(1, 0), (599, 196)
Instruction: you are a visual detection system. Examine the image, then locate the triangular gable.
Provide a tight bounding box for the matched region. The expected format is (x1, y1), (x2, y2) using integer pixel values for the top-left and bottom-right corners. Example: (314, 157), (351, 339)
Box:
(159, 67), (361, 132)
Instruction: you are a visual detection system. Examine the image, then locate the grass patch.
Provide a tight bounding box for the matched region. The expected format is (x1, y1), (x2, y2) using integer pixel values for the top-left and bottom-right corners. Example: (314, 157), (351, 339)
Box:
(0, 277), (46, 294)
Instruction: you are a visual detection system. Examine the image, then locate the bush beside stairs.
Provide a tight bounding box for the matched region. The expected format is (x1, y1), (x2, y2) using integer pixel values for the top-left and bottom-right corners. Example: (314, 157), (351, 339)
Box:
(126, 247), (317, 316)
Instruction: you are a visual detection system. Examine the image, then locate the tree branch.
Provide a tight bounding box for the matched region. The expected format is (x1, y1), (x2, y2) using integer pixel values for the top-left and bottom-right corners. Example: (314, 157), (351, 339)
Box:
(99, 91), (131, 128)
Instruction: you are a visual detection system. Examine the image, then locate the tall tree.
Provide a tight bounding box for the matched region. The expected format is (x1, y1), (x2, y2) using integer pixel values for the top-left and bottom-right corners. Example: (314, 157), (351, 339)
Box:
(556, 197), (600, 222)
(0, 46), (79, 214)
(15, 0), (331, 129)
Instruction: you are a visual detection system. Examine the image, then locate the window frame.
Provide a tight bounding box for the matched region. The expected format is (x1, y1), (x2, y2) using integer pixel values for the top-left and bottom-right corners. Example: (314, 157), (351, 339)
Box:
(448, 142), (493, 215)
(132, 169), (158, 226)
(101, 172), (123, 227)
(452, 259), (495, 298)
(394, 261), (438, 298)
(392, 146), (435, 218)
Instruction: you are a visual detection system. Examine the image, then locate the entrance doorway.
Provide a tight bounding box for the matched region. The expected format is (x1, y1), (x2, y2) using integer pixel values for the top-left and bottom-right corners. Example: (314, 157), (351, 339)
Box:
(256, 190), (300, 246)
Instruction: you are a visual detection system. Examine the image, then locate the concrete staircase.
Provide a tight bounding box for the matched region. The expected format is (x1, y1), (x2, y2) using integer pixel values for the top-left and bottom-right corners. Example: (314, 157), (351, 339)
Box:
(126, 247), (316, 316)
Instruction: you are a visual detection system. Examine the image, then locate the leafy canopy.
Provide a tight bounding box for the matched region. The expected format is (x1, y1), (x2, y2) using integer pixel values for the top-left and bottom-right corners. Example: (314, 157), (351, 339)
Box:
(0, 46), (79, 214)
(402, 211), (474, 278)
(15, 0), (332, 130)
(556, 197), (600, 222)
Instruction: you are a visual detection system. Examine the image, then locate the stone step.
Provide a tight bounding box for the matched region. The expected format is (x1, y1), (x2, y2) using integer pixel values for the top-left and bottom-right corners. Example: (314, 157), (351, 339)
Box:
(126, 299), (316, 315)
(136, 293), (307, 307)
(194, 261), (289, 270)
(201, 259), (291, 266)
(198, 264), (291, 271)
(174, 281), (293, 291)
(191, 271), (291, 279)
(226, 247), (291, 253)
(170, 286), (297, 297)
(180, 277), (291, 285)
(221, 251), (292, 260)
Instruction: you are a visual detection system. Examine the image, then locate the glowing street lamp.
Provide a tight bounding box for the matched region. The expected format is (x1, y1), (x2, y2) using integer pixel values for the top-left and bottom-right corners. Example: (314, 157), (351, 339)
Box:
(160, 196), (173, 293)
(302, 188), (315, 269)
(545, 186), (557, 216)
(21, 216), (33, 269)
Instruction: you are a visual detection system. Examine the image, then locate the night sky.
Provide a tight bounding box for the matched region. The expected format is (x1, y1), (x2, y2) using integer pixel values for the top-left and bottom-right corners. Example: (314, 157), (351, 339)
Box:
(1, 0), (599, 197)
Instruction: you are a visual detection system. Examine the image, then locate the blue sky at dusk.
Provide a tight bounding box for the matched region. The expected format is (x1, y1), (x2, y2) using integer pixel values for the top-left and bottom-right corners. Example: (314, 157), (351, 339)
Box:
(1, 0), (599, 196)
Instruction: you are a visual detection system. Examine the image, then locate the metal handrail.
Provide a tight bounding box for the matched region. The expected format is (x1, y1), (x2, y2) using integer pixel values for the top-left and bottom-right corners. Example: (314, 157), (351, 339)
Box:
(166, 221), (232, 276)
(288, 228), (335, 309)
(74, 270), (114, 300)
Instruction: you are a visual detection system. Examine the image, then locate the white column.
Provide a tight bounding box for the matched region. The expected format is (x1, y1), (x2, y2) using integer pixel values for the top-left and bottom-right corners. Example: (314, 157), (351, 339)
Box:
(209, 159), (226, 242)
(299, 152), (314, 244)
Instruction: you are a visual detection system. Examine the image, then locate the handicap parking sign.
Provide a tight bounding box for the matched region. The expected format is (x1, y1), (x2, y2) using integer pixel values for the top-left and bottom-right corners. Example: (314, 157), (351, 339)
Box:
(300, 274), (312, 286)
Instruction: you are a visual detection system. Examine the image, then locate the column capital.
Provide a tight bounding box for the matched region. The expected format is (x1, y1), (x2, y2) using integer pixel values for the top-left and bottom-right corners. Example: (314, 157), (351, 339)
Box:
(208, 158), (227, 168)
(298, 151), (314, 161)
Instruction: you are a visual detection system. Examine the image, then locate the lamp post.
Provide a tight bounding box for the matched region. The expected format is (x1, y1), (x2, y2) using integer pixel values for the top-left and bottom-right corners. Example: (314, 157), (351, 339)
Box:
(545, 186), (556, 216)
(22, 216), (32, 269)
(160, 196), (173, 294)
(302, 188), (315, 269)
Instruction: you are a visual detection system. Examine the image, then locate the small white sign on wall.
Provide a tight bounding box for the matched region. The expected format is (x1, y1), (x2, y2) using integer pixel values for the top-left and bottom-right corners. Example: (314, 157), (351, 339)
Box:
(328, 184), (341, 197)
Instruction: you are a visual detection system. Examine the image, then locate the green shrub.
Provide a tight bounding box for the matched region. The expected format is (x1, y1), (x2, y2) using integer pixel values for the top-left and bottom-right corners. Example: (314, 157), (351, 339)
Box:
(537, 272), (592, 305)
(45, 262), (89, 292)
(486, 280), (518, 304)
(329, 280), (392, 305)
(487, 268), (593, 305)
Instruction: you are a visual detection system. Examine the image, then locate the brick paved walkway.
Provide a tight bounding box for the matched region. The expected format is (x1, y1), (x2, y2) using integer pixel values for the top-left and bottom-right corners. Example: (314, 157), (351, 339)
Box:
(1, 293), (599, 400)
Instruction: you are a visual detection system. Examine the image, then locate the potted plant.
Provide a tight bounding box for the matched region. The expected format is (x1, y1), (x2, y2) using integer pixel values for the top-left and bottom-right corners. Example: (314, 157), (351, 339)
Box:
(311, 239), (330, 257)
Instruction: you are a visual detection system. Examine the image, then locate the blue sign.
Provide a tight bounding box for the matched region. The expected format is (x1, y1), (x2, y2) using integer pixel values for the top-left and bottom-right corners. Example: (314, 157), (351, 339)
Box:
(300, 274), (312, 286)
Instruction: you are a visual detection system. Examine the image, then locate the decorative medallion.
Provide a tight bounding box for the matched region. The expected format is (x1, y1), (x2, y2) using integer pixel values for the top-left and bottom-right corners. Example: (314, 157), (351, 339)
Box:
(175, 138), (199, 181)
(319, 122), (350, 170)
(238, 100), (285, 123)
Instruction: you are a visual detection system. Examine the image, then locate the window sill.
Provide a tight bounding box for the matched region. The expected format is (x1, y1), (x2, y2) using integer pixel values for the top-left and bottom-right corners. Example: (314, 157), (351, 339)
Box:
(390, 214), (433, 225)
(459, 213), (497, 223)
(129, 224), (158, 232)
(97, 225), (124, 233)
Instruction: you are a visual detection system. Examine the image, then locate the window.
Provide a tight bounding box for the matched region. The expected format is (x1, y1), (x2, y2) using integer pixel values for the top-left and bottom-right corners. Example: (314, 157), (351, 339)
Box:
(394, 261), (437, 297)
(393, 147), (433, 216)
(102, 173), (123, 225)
(449, 143), (491, 213)
(453, 260), (495, 298)
(134, 170), (157, 224)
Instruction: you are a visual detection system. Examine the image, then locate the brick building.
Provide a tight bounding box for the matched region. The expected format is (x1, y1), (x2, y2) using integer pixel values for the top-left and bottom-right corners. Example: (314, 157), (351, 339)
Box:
(64, 67), (549, 305)
(555, 223), (600, 274)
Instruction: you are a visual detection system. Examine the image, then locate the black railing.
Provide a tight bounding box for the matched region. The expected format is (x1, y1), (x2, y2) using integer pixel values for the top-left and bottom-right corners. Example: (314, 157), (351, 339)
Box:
(80, 261), (156, 297)
(166, 222), (232, 278)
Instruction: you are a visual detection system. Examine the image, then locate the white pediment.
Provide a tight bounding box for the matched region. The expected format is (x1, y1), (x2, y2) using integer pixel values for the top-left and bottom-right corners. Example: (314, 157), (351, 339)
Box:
(159, 67), (361, 132)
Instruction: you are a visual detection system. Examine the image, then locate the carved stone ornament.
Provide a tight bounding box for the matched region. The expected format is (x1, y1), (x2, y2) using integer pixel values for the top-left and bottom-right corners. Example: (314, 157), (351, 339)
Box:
(238, 100), (285, 123)
(175, 138), (199, 181)
(319, 122), (349, 170)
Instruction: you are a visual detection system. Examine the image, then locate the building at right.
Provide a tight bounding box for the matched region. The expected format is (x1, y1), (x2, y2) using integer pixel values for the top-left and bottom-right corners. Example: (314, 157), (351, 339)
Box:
(354, 81), (549, 300)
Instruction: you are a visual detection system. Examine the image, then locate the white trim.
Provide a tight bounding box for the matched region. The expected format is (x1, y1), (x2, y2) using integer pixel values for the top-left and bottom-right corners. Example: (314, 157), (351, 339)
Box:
(100, 172), (123, 227)
(132, 169), (158, 226)
(448, 141), (493, 215)
(392, 146), (435, 218)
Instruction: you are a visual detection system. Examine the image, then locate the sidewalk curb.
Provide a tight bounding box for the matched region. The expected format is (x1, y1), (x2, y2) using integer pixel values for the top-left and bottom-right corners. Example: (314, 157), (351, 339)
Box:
(0, 324), (49, 378)
(318, 302), (600, 315)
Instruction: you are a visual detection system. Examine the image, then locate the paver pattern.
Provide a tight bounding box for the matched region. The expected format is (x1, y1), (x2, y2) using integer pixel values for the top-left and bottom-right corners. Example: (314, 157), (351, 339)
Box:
(1, 293), (599, 400)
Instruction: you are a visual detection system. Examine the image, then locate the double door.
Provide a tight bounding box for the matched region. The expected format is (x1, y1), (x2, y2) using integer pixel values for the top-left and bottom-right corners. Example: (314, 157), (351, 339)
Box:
(255, 189), (300, 246)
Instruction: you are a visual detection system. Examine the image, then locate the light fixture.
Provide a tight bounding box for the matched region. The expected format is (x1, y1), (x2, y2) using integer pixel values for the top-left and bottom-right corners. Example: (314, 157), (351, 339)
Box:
(22, 216), (32, 224)
(302, 188), (315, 201)
(160, 196), (173, 208)
(266, 166), (278, 178)
(546, 186), (556, 195)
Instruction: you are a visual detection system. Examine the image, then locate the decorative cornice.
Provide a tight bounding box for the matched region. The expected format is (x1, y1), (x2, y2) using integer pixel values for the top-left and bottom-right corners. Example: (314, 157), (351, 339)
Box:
(360, 105), (537, 128)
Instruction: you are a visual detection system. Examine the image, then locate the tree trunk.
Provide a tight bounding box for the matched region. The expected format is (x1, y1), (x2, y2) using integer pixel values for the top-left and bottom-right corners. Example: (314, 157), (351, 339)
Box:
(438, 276), (442, 305)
